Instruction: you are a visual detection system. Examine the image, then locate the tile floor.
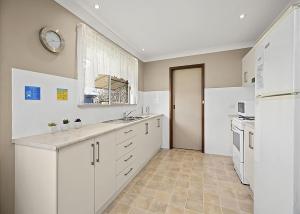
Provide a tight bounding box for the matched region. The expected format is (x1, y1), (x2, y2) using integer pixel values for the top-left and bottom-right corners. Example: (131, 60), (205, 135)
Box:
(105, 149), (253, 214)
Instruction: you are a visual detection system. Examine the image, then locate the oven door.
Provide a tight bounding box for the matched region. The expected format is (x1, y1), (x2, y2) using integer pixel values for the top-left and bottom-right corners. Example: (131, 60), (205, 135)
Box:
(231, 125), (244, 177)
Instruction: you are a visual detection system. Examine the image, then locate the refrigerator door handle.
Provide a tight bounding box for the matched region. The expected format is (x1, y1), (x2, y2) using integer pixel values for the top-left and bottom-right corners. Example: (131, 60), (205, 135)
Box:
(249, 132), (254, 149)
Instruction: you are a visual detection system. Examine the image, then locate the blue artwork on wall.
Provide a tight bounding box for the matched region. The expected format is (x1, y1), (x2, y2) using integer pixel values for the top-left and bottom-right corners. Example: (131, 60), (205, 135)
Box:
(25, 86), (41, 100)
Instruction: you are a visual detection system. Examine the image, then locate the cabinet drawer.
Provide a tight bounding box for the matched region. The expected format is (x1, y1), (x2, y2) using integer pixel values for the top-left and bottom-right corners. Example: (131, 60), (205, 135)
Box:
(117, 138), (136, 158)
(116, 150), (135, 175)
(117, 126), (137, 144)
(117, 163), (136, 189)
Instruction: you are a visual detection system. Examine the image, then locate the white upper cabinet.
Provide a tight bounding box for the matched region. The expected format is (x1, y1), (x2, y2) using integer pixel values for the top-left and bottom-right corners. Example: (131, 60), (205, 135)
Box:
(242, 48), (255, 87)
(256, 8), (298, 96)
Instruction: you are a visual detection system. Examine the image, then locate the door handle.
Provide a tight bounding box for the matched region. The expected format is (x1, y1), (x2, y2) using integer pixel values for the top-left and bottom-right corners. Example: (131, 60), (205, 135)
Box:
(124, 130), (133, 134)
(96, 141), (100, 162)
(173, 105), (175, 109)
(124, 168), (133, 176)
(249, 132), (254, 149)
(91, 144), (95, 165)
(124, 155), (133, 162)
(124, 142), (133, 148)
(145, 123), (149, 135)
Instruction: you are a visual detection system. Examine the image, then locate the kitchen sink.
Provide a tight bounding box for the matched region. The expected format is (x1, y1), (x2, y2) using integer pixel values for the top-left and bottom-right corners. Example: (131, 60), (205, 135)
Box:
(103, 116), (150, 124)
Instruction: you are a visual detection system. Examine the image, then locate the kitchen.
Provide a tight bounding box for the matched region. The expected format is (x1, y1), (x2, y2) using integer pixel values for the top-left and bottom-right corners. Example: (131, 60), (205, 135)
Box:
(0, 0), (299, 214)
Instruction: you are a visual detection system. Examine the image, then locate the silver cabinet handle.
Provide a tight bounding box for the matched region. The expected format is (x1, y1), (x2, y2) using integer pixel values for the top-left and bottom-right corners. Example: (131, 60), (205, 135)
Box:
(124, 129), (133, 134)
(145, 123), (149, 135)
(91, 144), (95, 165)
(96, 142), (100, 162)
(124, 142), (133, 148)
(244, 72), (248, 83)
(265, 42), (270, 49)
(157, 119), (160, 128)
(124, 155), (133, 162)
(124, 168), (133, 176)
(249, 132), (254, 149)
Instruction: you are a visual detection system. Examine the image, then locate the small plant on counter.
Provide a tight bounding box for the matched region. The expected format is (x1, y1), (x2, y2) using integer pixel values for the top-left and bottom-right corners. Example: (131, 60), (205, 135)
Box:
(48, 122), (57, 127)
(74, 118), (82, 129)
(48, 122), (58, 134)
(61, 119), (70, 131)
(74, 118), (81, 123)
(63, 119), (69, 124)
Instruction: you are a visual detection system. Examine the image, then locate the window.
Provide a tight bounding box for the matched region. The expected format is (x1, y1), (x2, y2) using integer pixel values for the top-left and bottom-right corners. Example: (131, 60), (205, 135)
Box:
(77, 23), (138, 105)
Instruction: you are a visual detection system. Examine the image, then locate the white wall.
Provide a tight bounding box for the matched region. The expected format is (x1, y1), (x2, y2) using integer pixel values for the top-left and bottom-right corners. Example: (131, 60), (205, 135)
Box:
(296, 96), (300, 213)
(12, 68), (143, 139)
(204, 87), (255, 156)
(143, 91), (169, 149)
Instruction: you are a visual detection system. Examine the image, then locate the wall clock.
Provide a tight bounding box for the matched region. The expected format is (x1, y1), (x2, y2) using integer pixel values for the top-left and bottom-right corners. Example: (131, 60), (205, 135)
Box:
(39, 27), (65, 54)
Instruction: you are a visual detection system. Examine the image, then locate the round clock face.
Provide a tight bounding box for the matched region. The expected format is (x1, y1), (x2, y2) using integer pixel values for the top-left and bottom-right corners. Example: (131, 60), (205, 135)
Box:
(45, 31), (61, 49)
(39, 27), (65, 54)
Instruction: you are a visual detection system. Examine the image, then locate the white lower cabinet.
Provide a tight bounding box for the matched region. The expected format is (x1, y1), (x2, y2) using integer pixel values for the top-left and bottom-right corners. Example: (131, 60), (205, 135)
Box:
(58, 139), (95, 214)
(15, 116), (163, 214)
(244, 125), (255, 191)
(94, 133), (116, 213)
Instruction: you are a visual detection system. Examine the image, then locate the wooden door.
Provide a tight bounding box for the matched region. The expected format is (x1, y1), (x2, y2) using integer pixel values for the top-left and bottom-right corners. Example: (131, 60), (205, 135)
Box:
(172, 68), (203, 150)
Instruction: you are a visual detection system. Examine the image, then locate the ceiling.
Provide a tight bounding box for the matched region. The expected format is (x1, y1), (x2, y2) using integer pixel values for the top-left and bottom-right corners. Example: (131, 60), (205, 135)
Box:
(56, 0), (291, 61)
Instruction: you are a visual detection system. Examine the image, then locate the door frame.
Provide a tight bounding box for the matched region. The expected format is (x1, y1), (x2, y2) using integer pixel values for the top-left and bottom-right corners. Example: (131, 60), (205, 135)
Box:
(169, 64), (205, 152)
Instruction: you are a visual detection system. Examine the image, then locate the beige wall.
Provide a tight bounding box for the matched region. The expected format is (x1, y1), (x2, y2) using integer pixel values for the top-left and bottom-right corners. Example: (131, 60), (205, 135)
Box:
(0, 0), (143, 213)
(143, 48), (250, 91)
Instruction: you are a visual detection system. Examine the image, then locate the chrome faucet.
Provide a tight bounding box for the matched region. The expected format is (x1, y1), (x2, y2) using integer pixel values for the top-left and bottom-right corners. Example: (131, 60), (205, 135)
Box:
(123, 110), (136, 119)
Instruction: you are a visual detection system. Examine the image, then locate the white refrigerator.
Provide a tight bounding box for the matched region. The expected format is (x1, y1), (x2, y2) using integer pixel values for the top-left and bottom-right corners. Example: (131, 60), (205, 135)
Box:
(254, 5), (300, 214)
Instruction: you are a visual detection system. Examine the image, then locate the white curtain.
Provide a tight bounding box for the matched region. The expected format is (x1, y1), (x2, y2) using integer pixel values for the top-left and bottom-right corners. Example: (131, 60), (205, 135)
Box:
(77, 23), (138, 104)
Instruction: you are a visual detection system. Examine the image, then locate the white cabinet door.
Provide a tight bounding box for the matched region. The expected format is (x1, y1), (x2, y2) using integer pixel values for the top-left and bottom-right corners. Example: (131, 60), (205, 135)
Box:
(260, 10), (294, 96)
(254, 96), (295, 214)
(244, 127), (254, 189)
(58, 139), (95, 214)
(94, 133), (116, 213)
(242, 48), (255, 86)
(136, 122), (148, 167)
(152, 117), (162, 151)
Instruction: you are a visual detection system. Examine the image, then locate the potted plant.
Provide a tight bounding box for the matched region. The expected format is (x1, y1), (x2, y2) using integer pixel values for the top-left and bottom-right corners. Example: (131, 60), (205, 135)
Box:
(61, 119), (70, 131)
(48, 122), (58, 134)
(74, 118), (82, 129)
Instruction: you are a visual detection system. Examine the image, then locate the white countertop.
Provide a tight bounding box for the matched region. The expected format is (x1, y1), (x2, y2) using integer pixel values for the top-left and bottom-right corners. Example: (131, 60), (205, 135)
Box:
(12, 114), (163, 151)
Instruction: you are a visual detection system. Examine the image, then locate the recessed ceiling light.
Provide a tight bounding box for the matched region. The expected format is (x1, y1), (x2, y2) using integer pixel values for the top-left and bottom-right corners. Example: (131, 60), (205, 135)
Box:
(240, 14), (246, 19)
(142, 48), (145, 51)
(94, 4), (100, 9)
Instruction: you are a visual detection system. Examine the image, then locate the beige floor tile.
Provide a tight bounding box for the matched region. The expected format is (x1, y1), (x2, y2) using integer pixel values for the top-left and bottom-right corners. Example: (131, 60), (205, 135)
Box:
(170, 192), (187, 208)
(108, 202), (131, 214)
(221, 207), (240, 214)
(220, 198), (239, 210)
(154, 191), (172, 203)
(185, 199), (204, 212)
(184, 208), (203, 214)
(204, 203), (222, 214)
(128, 207), (149, 214)
(238, 201), (253, 213)
(105, 149), (253, 214)
(133, 195), (153, 210)
(204, 193), (220, 206)
(166, 205), (185, 214)
(148, 199), (168, 213)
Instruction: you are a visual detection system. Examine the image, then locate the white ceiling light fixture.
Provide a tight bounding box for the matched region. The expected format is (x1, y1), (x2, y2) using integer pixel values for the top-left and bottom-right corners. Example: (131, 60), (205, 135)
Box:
(94, 3), (100, 9)
(142, 48), (145, 52)
(240, 13), (246, 19)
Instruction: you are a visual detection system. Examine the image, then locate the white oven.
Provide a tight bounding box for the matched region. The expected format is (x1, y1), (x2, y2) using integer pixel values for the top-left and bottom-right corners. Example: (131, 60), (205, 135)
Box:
(231, 118), (248, 184)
